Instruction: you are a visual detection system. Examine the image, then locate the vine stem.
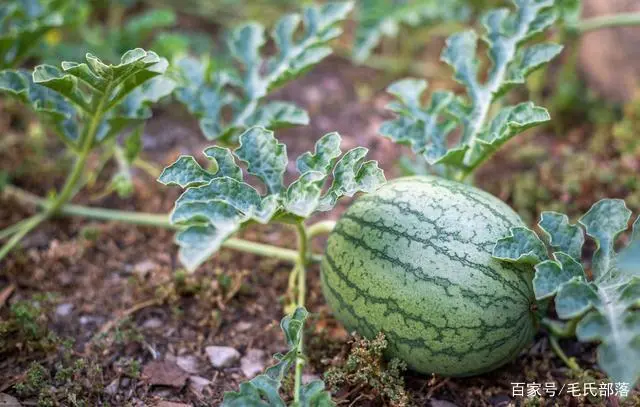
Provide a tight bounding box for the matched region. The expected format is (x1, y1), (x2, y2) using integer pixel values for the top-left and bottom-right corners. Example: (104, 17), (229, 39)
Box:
(549, 335), (582, 373)
(1, 185), (323, 264)
(576, 12), (640, 34)
(293, 222), (309, 404)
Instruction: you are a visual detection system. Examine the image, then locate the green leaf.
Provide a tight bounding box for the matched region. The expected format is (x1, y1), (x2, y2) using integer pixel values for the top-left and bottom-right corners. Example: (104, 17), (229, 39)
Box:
(352, 0), (470, 62)
(492, 227), (548, 264)
(161, 126), (384, 272)
(318, 147), (385, 211)
(576, 309), (640, 389)
(235, 127), (288, 195)
(174, 2), (351, 141)
(579, 199), (632, 280)
(619, 241), (640, 275)
(379, 79), (456, 165)
(539, 211), (585, 259)
(175, 224), (240, 276)
(382, 0), (561, 179)
(0, 68), (79, 146)
(158, 156), (215, 189)
(204, 146), (243, 181)
(284, 171), (325, 218)
(555, 278), (599, 319)
(296, 132), (342, 175)
(533, 253), (585, 299)
(222, 308), (326, 406)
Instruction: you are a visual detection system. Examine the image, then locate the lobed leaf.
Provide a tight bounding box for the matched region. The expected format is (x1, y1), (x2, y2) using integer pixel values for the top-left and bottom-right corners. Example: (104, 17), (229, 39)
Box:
(579, 199), (632, 280)
(381, 0), (562, 179)
(493, 198), (640, 386)
(539, 211), (584, 259)
(161, 127), (384, 272)
(235, 127), (288, 195)
(174, 2), (351, 141)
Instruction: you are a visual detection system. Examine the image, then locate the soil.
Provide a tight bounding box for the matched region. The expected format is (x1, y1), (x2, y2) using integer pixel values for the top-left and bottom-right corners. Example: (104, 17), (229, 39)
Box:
(1, 17), (639, 407)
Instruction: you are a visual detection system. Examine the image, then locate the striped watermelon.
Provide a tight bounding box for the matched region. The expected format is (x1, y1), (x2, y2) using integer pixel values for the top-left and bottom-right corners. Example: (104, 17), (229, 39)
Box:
(321, 176), (537, 376)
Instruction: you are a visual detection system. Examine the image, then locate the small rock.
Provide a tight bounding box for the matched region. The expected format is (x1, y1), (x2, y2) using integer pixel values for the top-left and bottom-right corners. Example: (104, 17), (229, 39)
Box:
(79, 315), (103, 325)
(55, 303), (74, 317)
(104, 378), (119, 395)
(431, 400), (460, 407)
(176, 355), (200, 374)
(205, 346), (241, 368)
(133, 260), (158, 277)
(155, 401), (190, 407)
(0, 393), (22, 407)
(142, 361), (189, 388)
(235, 321), (253, 332)
(142, 318), (163, 329)
(120, 378), (131, 388)
(240, 349), (266, 378)
(188, 375), (211, 393)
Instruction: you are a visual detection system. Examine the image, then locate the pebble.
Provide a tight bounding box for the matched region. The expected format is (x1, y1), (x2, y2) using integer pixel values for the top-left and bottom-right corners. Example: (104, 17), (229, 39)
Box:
(55, 303), (74, 317)
(205, 346), (240, 368)
(188, 375), (211, 393)
(133, 260), (158, 277)
(235, 321), (253, 332)
(142, 318), (163, 329)
(79, 315), (103, 325)
(104, 378), (119, 395)
(240, 349), (266, 378)
(176, 355), (200, 374)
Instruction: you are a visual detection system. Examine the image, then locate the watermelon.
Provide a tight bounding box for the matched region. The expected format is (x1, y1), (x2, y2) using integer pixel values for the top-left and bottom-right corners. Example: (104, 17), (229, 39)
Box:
(321, 176), (537, 376)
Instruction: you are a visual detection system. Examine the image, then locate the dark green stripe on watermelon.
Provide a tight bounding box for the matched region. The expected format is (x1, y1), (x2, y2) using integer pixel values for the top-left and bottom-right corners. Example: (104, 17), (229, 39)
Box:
(321, 176), (536, 377)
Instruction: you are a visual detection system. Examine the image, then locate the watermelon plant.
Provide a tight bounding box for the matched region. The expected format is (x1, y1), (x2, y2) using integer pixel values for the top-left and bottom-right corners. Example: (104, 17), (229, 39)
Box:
(173, 2), (352, 142)
(0, 48), (174, 261)
(158, 125), (384, 403)
(493, 199), (640, 388)
(380, 0), (563, 181)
